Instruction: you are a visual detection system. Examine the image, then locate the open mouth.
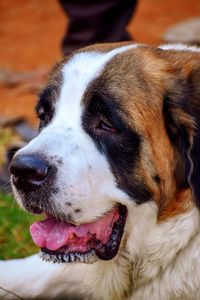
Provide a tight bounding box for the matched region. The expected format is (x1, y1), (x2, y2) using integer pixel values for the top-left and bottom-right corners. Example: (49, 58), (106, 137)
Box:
(30, 205), (127, 263)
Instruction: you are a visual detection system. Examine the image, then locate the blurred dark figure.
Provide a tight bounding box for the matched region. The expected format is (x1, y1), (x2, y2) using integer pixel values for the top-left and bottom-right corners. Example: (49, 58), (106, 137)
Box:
(59, 0), (138, 56)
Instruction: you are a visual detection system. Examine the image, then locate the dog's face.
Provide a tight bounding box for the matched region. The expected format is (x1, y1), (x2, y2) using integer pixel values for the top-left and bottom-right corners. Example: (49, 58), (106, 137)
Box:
(10, 43), (200, 264)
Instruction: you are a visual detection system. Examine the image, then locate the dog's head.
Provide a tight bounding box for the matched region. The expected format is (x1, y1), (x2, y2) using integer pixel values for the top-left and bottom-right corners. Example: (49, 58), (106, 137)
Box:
(10, 43), (200, 264)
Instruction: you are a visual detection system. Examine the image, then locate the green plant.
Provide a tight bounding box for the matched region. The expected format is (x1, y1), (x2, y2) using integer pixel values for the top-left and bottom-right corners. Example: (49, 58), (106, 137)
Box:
(0, 192), (40, 259)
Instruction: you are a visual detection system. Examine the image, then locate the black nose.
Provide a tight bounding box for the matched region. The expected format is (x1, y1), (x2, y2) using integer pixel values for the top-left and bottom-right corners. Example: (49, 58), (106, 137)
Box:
(10, 154), (49, 190)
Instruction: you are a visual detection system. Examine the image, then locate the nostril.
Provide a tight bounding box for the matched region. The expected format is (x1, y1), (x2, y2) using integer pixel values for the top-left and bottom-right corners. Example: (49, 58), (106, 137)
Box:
(10, 155), (49, 188)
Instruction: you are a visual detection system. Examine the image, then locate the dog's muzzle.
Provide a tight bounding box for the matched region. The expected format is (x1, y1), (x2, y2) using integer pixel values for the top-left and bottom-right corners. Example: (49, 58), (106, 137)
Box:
(9, 154), (128, 264)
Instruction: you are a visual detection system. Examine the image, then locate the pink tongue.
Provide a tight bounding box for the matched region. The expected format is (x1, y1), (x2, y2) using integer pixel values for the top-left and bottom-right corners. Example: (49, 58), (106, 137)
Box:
(30, 209), (119, 251)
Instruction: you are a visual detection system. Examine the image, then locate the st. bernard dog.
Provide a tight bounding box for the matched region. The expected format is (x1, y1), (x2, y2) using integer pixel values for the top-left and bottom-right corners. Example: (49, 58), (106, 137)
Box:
(0, 42), (200, 300)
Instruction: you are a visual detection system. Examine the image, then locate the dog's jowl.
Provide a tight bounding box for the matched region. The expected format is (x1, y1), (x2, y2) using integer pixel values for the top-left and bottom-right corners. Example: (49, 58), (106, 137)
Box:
(1, 42), (200, 300)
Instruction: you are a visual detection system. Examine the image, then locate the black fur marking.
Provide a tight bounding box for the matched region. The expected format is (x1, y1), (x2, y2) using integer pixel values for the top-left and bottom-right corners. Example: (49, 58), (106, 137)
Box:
(36, 85), (58, 130)
(163, 96), (191, 190)
(153, 175), (161, 184)
(187, 68), (200, 206)
(82, 92), (152, 204)
(163, 66), (200, 207)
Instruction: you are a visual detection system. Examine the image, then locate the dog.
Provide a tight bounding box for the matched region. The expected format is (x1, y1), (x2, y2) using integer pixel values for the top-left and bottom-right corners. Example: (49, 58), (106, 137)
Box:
(1, 42), (200, 300)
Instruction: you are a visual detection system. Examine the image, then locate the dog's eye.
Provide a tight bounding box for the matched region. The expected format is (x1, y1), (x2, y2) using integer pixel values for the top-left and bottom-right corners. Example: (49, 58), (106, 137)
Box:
(97, 115), (117, 134)
(37, 107), (46, 121)
(36, 107), (49, 130)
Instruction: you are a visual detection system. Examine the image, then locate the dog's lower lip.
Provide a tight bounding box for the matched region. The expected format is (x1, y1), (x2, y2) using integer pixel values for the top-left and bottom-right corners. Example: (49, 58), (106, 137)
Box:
(32, 205), (127, 263)
(24, 204), (43, 215)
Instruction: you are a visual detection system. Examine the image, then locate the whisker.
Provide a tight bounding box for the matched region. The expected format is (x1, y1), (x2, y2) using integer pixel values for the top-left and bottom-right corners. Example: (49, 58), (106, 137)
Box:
(0, 180), (12, 194)
(0, 286), (24, 300)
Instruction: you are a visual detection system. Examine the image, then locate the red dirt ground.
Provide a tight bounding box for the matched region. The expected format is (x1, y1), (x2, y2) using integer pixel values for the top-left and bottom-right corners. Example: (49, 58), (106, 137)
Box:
(0, 0), (200, 126)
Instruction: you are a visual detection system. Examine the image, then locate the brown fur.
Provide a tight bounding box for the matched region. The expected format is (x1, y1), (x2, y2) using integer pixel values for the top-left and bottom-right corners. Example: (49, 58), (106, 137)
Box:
(80, 44), (200, 221)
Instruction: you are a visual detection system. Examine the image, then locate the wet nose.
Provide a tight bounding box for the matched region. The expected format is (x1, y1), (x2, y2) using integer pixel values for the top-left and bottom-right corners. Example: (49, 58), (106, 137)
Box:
(10, 154), (49, 190)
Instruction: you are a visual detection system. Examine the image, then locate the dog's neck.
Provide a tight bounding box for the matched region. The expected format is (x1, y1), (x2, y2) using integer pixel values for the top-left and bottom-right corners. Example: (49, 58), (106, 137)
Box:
(85, 255), (132, 300)
(128, 195), (199, 286)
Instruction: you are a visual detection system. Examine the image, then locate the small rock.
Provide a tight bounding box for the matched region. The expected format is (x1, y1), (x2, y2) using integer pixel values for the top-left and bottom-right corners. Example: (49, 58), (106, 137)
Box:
(163, 17), (200, 45)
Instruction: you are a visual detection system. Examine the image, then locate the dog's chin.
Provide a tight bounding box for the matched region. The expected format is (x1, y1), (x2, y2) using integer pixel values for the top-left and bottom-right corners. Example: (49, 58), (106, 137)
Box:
(29, 205), (127, 264)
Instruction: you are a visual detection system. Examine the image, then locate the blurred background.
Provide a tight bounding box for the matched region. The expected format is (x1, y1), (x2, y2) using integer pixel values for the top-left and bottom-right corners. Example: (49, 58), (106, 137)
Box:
(0, 0), (200, 259)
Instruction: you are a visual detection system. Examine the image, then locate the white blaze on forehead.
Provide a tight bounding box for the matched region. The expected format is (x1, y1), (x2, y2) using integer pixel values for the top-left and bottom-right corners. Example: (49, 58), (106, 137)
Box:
(53, 44), (138, 127)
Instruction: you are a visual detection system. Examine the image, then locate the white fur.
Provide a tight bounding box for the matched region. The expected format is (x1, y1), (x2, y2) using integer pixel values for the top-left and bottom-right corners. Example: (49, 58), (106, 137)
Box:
(1, 44), (200, 300)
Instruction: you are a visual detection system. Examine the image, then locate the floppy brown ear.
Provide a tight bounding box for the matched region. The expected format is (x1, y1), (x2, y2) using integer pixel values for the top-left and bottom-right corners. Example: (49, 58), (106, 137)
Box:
(163, 67), (200, 207)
